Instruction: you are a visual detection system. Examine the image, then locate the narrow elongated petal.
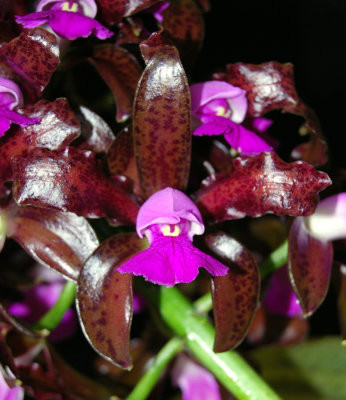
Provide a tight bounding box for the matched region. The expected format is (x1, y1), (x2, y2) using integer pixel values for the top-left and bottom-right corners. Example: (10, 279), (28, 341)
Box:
(205, 232), (260, 352)
(337, 264), (346, 342)
(118, 235), (228, 287)
(196, 152), (331, 221)
(133, 46), (191, 198)
(3, 201), (99, 281)
(0, 109), (39, 136)
(76, 233), (147, 368)
(288, 217), (333, 316)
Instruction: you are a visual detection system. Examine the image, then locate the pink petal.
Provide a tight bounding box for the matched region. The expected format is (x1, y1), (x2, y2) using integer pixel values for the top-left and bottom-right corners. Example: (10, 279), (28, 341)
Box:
(136, 188), (204, 239)
(36, 0), (97, 18)
(171, 353), (222, 400)
(190, 81), (248, 123)
(262, 265), (303, 317)
(0, 77), (23, 109)
(117, 235), (228, 287)
(251, 116), (273, 133)
(306, 192), (346, 241)
(16, 11), (113, 40)
(0, 372), (24, 400)
(0, 109), (40, 136)
(223, 122), (274, 155)
(192, 115), (230, 137)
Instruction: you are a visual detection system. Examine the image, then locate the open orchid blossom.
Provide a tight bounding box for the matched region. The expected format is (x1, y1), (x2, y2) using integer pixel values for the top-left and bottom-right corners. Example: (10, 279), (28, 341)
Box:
(8, 280), (77, 341)
(171, 353), (222, 400)
(0, 371), (24, 400)
(118, 188), (229, 287)
(304, 192), (346, 241)
(15, 0), (113, 40)
(0, 77), (40, 137)
(190, 81), (274, 155)
(262, 265), (303, 317)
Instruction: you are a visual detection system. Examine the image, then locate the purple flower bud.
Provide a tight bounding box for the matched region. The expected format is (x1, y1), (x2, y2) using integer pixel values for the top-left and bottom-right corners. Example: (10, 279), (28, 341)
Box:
(190, 80), (273, 155)
(118, 188), (228, 287)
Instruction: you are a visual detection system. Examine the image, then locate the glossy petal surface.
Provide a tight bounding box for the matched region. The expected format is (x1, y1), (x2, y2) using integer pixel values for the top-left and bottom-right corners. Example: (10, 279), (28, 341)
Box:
(196, 152), (331, 221)
(0, 98), (79, 187)
(338, 264), (346, 342)
(206, 232), (260, 352)
(76, 233), (147, 368)
(11, 147), (139, 224)
(0, 28), (59, 98)
(133, 46), (191, 198)
(288, 217), (333, 316)
(89, 45), (142, 122)
(3, 201), (99, 281)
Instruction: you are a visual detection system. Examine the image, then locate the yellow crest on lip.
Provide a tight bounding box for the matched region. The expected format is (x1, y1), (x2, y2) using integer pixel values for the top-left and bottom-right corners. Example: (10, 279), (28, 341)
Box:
(62, 1), (78, 12)
(215, 106), (231, 118)
(162, 225), (180, 237)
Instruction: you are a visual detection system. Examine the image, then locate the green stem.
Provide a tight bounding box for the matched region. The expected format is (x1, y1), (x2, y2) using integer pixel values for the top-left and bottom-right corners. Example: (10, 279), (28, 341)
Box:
(137, 283), (282, 400)
(125, 337), (183, 400)
(260, 240), (288, 278)
(33, 281), (76, 331)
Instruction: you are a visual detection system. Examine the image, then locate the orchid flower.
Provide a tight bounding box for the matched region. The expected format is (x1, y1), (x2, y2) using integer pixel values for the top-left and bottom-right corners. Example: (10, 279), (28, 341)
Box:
(0, 370), (24, 400)
(0, 77), (40, 137)
(171, 353), (222, 400)
(15, 0), (113, 40)
(118, 187), (228, 287)
(190, 81), (274, 155)
(262, 265), (303, 317)
(8, 279), (77, 341)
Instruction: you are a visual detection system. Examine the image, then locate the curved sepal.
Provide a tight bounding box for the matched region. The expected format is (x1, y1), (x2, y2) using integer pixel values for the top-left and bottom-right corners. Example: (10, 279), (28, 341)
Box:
(195, 152), (331, 222)
(3, 201), (99, 281)
(133, 46), (191, 198)
(76, 233), (147, 368)
(89, 45), (142, 122)
(205, 232), (260, 352)
(288, 217), (333, 316)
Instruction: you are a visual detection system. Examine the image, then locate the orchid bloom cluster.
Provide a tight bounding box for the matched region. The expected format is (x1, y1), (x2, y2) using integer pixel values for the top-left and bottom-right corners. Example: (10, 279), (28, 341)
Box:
(0, 1), (343, 399)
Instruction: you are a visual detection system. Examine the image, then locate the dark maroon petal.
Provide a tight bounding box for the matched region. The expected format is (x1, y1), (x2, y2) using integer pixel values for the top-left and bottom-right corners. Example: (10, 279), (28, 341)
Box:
(76, 233), (147, 368)
(220, 62), (327, 166)
(209, 140), (234, 175)
(11, 147), (139, 224)
(288, 217), (333, 316)
(133, 46), (191, 198)
(0, 28), (59, 98)
(195, 152), (331, 222)
(337, 264), (346, 342)
(139, 30), (174, 64)
(89, 45), (143, 122)
(3, 201), (99, 281)
(205, 232), (260, 352)
(0, 98), (80, 187)
(97, 0), (161, 24)
(162, 0), (204, 67)
(77, 105), (114, 154)
(116, 17), (149, 45)
(0, 321), (17, 374)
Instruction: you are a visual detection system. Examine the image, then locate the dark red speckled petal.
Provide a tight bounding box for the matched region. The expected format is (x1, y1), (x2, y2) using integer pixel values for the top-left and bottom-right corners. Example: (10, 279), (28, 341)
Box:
(76, 233), (147, 368)
(97, 0), (160, 25)
(218, 62), (327, 166)
(11, 147), (139, 224)
(3, 201), (99, 281)
(0, 98), (80, 188)
(0, 28), (59, 99)
(195, 152), (331, 222)
(337, 263), (346, 342)
(162, 0), (204, 67)
(205, 232), (260, 352)
(288, 217), (333, 316)
(89, 45), (142, 122)
(133, 46), (191, 198)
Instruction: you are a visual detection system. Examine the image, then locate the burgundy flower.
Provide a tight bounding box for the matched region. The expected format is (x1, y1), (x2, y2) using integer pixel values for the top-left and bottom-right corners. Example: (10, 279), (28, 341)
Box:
(15, 0), (113, 40)
(190, 81), (273, 155)
(118, 188), (228, 287)
(0, 77), (39, 137)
